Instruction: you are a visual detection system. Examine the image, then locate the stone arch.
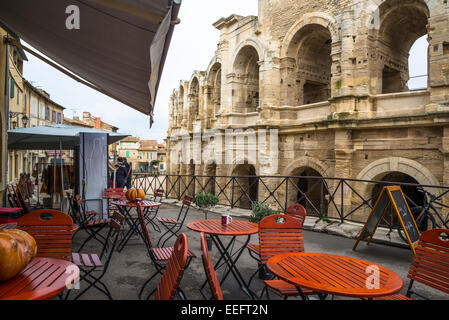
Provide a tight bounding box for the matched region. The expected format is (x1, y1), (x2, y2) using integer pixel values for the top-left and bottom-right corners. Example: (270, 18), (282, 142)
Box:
(231, 38), (265, 68)
(206, 61), (222, 116)
(374, 0), (430, 93)
(280, 12), (339, 58)
(188, 76), (200, 121)
(231, 161), (258, 209)
(356, 157), (441, 203)
(280, 14), (337, 106)
(232, 44), (261, 113)
(283, 157), (332, 216)
(283, 156), (331, 178)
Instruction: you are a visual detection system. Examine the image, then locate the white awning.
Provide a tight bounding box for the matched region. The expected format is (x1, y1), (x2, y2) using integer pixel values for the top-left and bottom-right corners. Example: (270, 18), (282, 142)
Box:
(0, 0), (181, 126)
(8, 124), (130, 150)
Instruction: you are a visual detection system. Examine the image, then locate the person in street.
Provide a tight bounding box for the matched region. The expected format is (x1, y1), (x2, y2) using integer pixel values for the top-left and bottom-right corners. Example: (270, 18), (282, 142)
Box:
(114, 157), (128, 188)
(123, 158), (132, 189)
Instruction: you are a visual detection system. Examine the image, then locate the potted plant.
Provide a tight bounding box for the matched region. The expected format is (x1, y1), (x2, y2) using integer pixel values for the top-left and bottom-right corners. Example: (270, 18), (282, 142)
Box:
(193, 192), (219, 250)
(249, 201), (277, 280)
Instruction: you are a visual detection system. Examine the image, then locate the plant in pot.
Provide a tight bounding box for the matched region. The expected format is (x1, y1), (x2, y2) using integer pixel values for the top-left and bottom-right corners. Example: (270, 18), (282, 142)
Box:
(249, 201), (277, 280)
(193, 192), (219, 250)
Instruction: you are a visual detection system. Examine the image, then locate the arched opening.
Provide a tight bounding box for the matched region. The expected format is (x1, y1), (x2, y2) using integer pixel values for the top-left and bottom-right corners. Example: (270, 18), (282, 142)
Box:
(289, 167), (328, 217)
(378, 0), (429, 94)
(287, 24), (332, 105)
(189, 78), (200, 120)
(408, 35), (429, 90)
(232, 163), (258, 209)
(208, 63), (222, 116)
(205, 162), (217, 195)
(233, 46), (260, 113)
(371, 172), (425, 227)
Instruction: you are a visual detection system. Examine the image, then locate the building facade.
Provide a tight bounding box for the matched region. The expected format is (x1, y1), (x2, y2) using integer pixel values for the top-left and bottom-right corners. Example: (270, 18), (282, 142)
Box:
(167, 0), (449, 218)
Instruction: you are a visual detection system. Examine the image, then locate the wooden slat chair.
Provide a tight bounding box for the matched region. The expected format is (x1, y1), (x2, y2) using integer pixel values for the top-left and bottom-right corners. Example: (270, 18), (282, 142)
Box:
(66, 211), (125, 300)
(17, 209), (74, 261)
(7, 184), (20, 208)
(154, 233), (189, 300)
(145, 189), (164, 231)
(103, 188), (126, 215)
(285, 203), (307, 227)
(136, 202), (196, 300)
(200, 232), (223, 300)
(70, 194), (111, 252)
(14, 184), (30, 214)
(255, 214), (315, 300)
(156, 195), (193, 247)
(246, 203), (308, 272)
(374, 228), (449, 300)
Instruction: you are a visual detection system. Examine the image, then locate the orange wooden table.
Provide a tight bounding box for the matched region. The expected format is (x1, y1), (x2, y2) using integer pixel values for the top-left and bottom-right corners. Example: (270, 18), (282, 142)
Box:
(266, 252), (404, 300)
(111, 200), (162, 251)
(187, 219), (258, 299)
(0, 222), (79, 234)
(0, 257), (80, 300)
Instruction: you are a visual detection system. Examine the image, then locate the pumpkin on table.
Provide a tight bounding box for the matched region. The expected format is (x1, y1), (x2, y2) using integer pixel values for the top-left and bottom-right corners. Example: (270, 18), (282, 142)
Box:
(125, 188), (146, 202)
(0, 229), (37, 282)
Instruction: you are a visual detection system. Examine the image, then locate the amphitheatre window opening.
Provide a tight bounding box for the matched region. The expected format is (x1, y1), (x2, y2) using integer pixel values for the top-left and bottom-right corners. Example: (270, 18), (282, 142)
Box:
(232, 163), (258, 209)
(208, 63), (222, 115)
(379, 0), (429, 94)
(371, 172), (425, 228)
(190, 78), (200, 118)
(288, 24), (332, 106)
(233, 46), (260, 113)
(289, 168), (329, 217)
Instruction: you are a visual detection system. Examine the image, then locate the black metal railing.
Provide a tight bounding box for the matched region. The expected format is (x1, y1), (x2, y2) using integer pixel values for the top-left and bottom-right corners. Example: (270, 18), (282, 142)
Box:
(132, 173), (449, 230)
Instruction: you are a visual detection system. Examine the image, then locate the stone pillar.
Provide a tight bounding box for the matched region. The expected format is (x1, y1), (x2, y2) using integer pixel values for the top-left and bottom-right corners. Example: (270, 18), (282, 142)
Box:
(442, 127), (449, 218)
(331, 129), (354, 220)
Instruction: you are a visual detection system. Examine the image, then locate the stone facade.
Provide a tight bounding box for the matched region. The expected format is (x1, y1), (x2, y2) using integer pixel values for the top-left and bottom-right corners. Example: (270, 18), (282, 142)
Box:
(166, 0), (449, 219)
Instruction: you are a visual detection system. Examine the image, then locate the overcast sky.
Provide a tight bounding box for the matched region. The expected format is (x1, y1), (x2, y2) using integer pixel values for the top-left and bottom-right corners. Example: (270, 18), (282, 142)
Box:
(22, 0), (427, 143)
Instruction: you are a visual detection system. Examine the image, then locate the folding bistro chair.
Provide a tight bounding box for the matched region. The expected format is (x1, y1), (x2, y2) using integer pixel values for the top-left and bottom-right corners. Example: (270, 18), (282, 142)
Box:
(66, 211), (125, 300)
(136, 202), (196, 300)
(69, 194), (110, 252)
(200, 232), (223, 300)
(7, 184), (20, 208)
(153, 233), (190, 300)
(246, 203), (307, 274)
(14, 184), (30, 214)
(17, 209), (74, 261)
(144, 189), (164, 232)
(103, 188), (125, 216)
(285, 203), (307, 227)
(156, 195), (193, 247)
(373, 228), (449, 300)
(250, 214), (315, 300)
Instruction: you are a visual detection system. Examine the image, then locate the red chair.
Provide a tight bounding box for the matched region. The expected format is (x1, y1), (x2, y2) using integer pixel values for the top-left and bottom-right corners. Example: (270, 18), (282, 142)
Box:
(154, 233), (190, 300)
(66, 211), (125, 300)
(255, 214), (314, 300)
(157, 195), (193, 247)
(247, 203), (307, 273)
(144, 188), (164, 232)
(136, 202), (196, 300)
(200, 232), (223, 300)
(285, 203), (307, 227)
(374, 228), (449, 300)
(17, 209), (74, 261)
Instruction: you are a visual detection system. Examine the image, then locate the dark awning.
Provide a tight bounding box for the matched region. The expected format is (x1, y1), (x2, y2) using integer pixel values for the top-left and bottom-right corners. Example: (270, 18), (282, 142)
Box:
(0, 0), (181, 126)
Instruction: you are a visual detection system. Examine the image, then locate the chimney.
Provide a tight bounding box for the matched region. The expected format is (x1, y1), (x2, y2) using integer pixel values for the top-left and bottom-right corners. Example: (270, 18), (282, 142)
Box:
(83, 112), (91, 122)
(95, 117), (101, 129)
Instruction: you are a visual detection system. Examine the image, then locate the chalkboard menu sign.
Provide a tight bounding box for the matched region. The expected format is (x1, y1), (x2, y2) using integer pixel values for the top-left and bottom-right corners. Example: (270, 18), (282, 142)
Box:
(353, 186), (420, 255)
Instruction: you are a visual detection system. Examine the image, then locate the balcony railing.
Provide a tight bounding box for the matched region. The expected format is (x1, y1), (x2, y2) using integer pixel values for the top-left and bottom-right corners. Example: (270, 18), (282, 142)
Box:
(132, 173), (449, 230)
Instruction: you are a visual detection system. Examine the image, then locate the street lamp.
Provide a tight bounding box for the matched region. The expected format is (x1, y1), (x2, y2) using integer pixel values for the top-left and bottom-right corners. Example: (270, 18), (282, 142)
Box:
(9, 112), (29, 129)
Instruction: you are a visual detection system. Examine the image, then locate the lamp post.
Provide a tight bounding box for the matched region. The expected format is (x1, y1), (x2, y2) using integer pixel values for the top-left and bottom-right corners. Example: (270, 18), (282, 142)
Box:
(9, 112), (29, 129)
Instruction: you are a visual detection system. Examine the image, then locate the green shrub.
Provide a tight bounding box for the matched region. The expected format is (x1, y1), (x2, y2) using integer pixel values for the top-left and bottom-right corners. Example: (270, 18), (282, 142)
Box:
(193, 192), (219, 219)
(249, 202), (277, 223)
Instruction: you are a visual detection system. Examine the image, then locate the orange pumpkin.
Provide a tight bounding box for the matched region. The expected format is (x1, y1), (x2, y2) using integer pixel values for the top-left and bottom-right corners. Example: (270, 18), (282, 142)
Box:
(125, 188), (146, 202)
(0, 229), (37, 282)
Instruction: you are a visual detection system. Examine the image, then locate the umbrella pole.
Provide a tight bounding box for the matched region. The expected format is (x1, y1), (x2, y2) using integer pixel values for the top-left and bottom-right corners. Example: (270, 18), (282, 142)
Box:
(60, 139), (64, 212)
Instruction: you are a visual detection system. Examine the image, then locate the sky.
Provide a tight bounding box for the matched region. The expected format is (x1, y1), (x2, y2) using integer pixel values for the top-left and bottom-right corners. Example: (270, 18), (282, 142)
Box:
(21, 0), (427, 143)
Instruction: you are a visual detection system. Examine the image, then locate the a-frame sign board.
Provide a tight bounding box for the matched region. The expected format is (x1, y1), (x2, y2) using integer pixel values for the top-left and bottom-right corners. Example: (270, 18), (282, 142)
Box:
(353, 186), (421, 255)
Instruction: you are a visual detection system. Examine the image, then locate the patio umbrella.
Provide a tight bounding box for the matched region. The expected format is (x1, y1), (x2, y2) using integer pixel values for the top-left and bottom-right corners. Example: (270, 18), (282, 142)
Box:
(7, 124), (129, 150)
(0, 0), (182, 126)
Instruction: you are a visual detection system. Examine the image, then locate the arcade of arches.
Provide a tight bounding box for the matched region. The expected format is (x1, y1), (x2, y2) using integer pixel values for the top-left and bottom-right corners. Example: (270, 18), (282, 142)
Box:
(167, 0), (449, 219)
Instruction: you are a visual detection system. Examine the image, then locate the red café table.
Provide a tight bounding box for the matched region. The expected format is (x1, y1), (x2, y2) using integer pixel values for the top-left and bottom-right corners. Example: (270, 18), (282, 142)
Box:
(187, 219), (258, 299)
(111, 200), (162, 252)
(0, 257), (80, 300)
(266, 252), (404, 300)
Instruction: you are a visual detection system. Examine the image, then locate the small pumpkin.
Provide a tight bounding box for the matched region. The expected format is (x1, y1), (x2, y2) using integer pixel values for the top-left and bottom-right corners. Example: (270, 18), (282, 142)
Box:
(0, 229), (37, 282)
(125, 188), (146, 202)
